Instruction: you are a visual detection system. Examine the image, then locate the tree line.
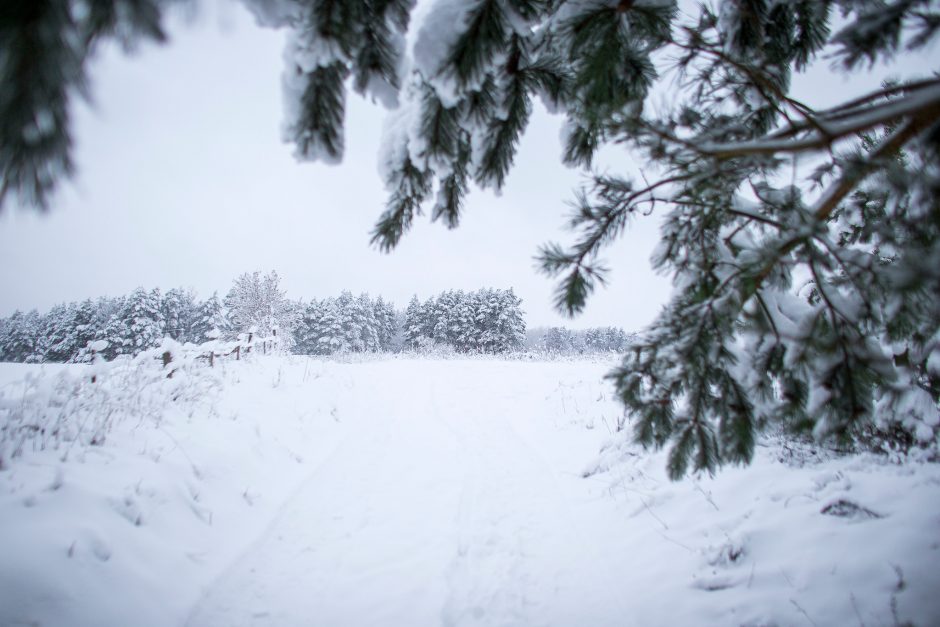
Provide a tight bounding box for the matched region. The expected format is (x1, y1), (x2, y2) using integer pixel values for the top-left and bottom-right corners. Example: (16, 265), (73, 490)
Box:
(1, 273), (630, 362)
(526, 327), (634, 355)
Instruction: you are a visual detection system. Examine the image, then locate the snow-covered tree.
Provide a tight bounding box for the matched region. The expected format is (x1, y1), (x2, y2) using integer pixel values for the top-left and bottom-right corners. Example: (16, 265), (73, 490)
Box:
(120, 287), (166, 356)
(225, 271), (297, 347)
(292, 292), (400, 355)
(162, 287), (197, 342)
(373, 296), (398, 352)
(401, 288), (525, 353)
(189, 293), (229, 345)
(542, 327), (574, 355)
(474, 288), (525, 354)
(317, 297), (349, 355)
(402, 296), (427, 350)
(36, 302), (79, 362)
(0, 310), (42, 363)
(67, 299), (101, 362)
(294, 299), (322, 355)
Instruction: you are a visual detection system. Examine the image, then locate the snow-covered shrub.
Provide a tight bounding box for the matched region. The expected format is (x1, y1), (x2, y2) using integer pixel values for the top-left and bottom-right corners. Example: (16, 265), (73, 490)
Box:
(854, 386), (940, 462)
(0, 339), (224, 469)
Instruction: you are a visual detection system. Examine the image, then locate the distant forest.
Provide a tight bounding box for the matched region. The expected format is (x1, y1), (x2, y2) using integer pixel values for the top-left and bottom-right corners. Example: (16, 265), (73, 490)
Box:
(0, 272), (634, 363)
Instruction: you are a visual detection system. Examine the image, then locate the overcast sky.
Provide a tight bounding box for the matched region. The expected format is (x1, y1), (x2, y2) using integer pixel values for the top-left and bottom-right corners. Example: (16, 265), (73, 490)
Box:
(0, 2), (931, 331)
(0, 1), (675, 331)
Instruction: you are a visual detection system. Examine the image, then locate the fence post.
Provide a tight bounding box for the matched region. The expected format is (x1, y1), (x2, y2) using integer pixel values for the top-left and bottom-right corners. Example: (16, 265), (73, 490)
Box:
(162, 350), (174, 378)
(236, 345), (240, 361)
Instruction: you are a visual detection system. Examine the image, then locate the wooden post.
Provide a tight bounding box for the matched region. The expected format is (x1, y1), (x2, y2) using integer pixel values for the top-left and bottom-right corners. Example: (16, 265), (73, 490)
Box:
(236, 345), (240, 361)
(209, 351), (214, 367)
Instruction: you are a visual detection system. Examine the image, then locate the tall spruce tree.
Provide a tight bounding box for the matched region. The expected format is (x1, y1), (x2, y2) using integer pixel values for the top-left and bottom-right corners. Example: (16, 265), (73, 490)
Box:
(4, 0), (939, 475)
(162, 287), (196, 342)
(373, 296), (398, 352)
(190, 292), (229, 344)
(68, 299), (101, 362)
(38, 302), (77, 362)
(0, 310), (41, 363)
(120, 287), (166, 356)
(402, 295), (426, 350)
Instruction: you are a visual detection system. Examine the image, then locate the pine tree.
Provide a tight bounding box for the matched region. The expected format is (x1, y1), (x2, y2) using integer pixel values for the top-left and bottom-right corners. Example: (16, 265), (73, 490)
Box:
(0, 310), (42, 362)
(452, 291), (477, 352)
(431, 291), (458, 346)
(120, 287), (166, 356)
(356, 293), (380, 352)
(0, 316), (10, 361)
(162, 287), (196, 342)
(295, 299), (321, 354)
(317, 297), (349, 354)
(373, 296), (398, 352)
(190, 293), (229, 345)
(95, 314), (124, 361)
(68, 299), (99, 361)
(402, 296), (425, 350)
(492, 289), (526, 353)
(38, 302), (78, 362)
(93, 296), (127, 361)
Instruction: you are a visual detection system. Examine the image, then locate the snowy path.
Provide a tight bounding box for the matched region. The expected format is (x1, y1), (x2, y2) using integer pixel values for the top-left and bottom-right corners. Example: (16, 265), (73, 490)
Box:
(186, 361), (634, 627)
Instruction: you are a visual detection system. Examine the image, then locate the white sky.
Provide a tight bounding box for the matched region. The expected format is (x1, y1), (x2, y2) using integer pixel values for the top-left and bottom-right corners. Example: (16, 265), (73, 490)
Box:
(0, 1), (932, 331)
(0, 1), (671, 332)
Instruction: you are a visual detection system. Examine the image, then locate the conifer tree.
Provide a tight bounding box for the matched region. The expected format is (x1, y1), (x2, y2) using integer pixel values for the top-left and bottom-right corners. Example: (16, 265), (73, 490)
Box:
(373, 296), (398, 351)
(38, 302), (77, 362)
(120, 287), (166, 356)
(190, 292), (229, 345)
(0, 310), (41, 362)
(356, 293), (380, 352)
(162, 287), (197, 342)
(68, 299), (100, 362)
(317, 297), (348, 354)
(402, 296), (426, 350)
(294, 299), (320, 354)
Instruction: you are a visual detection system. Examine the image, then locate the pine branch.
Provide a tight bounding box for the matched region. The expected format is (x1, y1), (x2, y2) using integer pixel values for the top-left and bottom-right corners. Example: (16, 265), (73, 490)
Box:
(289, 62), (349, 162)
(700, 82), (940, 158)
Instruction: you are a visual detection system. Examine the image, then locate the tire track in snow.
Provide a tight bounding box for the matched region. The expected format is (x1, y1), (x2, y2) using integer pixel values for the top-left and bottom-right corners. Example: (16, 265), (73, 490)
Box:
(187, 361), (632, 626)
(187, 363), (466, 626)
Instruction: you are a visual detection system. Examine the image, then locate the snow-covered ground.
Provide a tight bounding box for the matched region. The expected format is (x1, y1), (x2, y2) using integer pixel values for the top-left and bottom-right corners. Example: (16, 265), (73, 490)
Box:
(1, 357), (938, 627)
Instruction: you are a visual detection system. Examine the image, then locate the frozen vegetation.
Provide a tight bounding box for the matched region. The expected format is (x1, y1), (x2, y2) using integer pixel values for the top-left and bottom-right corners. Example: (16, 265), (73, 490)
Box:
(1, 351), (938, 626)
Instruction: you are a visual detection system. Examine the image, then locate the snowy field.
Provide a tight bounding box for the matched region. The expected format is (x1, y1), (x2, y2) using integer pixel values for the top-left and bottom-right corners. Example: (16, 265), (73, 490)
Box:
(1, 357), (938, 627)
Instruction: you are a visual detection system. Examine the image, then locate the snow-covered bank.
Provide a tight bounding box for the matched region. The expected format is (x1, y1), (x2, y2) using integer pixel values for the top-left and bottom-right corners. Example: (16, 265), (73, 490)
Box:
(1, 358), (938, 626)
(0, 357), (349, 627)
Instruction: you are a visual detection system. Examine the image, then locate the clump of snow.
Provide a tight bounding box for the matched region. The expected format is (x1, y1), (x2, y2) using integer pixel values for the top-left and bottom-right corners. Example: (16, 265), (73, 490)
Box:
(87, 339), (109, 353)
(412, 0), (478, 107)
